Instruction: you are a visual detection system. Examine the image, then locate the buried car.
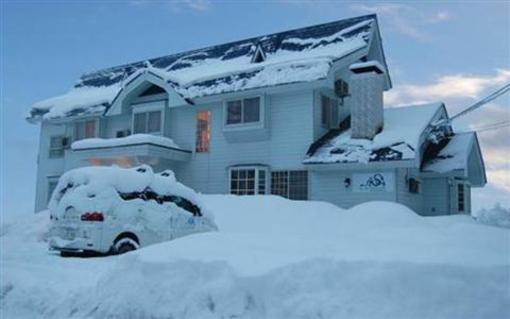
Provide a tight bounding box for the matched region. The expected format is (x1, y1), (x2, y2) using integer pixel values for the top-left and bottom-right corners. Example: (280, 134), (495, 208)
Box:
(48, 165), (217, 255)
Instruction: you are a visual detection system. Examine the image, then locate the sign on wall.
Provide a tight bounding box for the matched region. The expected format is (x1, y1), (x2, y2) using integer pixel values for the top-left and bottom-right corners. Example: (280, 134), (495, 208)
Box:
(352, 172), (395, 192)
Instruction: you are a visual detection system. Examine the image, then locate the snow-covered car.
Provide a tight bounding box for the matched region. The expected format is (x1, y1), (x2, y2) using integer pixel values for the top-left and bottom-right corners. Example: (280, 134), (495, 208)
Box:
(48, 165), (217, 255)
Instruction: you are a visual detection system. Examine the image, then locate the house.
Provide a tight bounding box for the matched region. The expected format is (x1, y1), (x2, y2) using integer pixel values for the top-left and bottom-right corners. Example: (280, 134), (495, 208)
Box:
(27, 14), (486, 216)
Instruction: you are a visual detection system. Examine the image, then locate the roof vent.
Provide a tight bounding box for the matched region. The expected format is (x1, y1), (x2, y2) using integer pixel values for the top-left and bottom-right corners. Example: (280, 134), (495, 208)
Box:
(251, 45), (266, 63)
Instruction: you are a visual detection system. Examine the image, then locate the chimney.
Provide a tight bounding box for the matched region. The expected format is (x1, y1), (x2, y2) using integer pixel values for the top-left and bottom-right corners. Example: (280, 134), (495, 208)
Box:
(349, 61), (385, 140)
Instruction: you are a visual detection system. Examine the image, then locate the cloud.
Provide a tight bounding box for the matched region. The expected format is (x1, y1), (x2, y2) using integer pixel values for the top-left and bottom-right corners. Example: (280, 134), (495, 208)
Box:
(385, 69), (510, 107)
(351, 3), (452, 40)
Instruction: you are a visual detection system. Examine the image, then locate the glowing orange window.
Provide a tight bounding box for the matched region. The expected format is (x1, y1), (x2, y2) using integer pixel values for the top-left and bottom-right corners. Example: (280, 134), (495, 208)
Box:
(196, 111), (211, 153)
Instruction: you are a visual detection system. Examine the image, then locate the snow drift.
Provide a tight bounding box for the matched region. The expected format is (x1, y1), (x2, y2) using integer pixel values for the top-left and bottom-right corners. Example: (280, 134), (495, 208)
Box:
(2, 196), (509, 319)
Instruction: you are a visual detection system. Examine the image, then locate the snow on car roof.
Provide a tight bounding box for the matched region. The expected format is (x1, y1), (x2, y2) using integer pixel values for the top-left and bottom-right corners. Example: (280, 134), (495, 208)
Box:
(28, 15), (376, 121)
(304, 102), (444, 164)
(50, 165), (199, 210)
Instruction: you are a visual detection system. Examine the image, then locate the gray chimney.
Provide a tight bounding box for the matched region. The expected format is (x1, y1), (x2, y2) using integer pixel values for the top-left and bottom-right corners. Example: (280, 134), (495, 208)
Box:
(349, 61), (385, 140)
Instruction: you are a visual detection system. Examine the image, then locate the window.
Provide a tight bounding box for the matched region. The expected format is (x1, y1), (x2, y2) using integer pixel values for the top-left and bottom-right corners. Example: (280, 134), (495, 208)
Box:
(133, 110), (162, 134)
(116, 129), (131, 138)
(226, 97), (260, 125)
(321, 95), (331, 126)
(74, 120), (97, 141)
(271, 170), (308, 200)
(229, 167), (267, 195)
(457, 184), (465, 212)
(49, 135), (69, 158)
(196, 111), (211, 152)
(408, 178), (420, 194)
(47, 179), (59, 203)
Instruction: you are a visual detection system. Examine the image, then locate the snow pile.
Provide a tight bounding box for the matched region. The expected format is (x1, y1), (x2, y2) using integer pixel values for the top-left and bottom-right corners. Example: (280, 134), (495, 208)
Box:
(2, 196), (509, 318)
(475, 203), (510, 228)
(305, 103), (442, 164)
(71, 133), (183, 150)
(423, 132), (475, 173)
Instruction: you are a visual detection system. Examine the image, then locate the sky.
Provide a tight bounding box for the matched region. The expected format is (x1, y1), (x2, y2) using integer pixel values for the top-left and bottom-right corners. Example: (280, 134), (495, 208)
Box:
(1, 0), (509, 217)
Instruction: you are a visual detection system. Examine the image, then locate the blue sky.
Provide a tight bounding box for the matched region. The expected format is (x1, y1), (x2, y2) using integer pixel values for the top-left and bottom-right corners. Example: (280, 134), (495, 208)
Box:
(1, 1), (509, 216)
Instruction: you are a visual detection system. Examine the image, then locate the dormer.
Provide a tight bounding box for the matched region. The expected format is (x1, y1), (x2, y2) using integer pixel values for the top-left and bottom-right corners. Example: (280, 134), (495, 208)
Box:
(251, 44), (266, 63)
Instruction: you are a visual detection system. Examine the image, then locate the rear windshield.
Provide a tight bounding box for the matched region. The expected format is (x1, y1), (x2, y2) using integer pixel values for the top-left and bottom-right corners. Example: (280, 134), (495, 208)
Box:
(118, 189), (201, 216)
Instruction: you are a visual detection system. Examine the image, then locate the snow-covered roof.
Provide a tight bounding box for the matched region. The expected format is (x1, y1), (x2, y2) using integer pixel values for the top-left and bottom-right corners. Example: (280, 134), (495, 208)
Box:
(28, 14), (378, 121)
(304, 103), (443, 164)
(71, 134), (183, 151)
(422, 132), (475, 173)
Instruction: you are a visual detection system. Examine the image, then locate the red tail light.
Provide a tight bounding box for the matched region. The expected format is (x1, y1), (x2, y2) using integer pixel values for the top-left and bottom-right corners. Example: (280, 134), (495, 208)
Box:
(81, 212), (104, 222)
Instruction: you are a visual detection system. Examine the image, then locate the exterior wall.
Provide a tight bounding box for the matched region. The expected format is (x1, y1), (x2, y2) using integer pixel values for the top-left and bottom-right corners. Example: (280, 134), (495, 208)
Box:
(34, 122), (72, 211)
(421, 177), (450, 216)
(309, 169), (397, 209)
(395, 168), (423, 215)
(34, 89), (316, 211)
(170, 90), (315, 194)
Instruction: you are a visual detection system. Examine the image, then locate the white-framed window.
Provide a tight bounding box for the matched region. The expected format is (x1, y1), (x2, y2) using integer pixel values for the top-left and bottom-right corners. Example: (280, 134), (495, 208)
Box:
(271, 170), (308, 200)
(49, 135), (70, 158)
(132, 101), (165, 135)
(321, 94), (332, 126)
(196, 110), (211, 153)
(229, 166), (267, 195)
(225, 97), (261, 126)
(74, 119), (97, 141)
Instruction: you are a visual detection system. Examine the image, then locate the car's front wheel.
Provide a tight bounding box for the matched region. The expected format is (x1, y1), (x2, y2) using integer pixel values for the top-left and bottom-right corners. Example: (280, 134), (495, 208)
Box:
(112, 236), (139, 255)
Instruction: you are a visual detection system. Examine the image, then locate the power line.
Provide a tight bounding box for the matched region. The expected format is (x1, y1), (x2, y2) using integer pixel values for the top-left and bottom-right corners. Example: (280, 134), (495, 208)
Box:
(450, 83), (510, 121)
(468, 120), (510, 131)
(457, 121), (510, 134)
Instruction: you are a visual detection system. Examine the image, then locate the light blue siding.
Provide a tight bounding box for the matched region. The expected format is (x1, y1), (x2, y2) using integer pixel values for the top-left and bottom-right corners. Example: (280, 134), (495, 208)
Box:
(169, 90), (315, 194)
(421, 177), (450, 216)
(395, 168), (423, 215)
(309, 169), (396, 209)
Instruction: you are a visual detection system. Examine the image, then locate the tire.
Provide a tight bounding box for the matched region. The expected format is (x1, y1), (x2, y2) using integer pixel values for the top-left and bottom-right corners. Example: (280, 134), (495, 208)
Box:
(112, 236), (139, 255)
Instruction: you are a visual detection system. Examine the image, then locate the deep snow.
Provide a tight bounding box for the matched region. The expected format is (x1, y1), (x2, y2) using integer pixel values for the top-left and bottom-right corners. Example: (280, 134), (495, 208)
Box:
(1, 196), (509, 319)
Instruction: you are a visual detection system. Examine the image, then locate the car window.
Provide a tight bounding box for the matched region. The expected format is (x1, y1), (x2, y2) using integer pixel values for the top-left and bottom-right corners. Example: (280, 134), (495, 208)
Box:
(118, 189), (202, 217)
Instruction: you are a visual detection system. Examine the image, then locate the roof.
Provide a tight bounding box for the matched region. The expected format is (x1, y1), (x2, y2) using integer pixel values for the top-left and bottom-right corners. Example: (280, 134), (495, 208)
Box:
(304, 103), (443, 165)
(422, 132), (487, 186)
(29, 14), (380, 121)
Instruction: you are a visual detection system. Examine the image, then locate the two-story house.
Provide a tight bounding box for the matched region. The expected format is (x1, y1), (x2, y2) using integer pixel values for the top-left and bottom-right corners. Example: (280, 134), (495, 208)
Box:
(28, 14), (486, 216)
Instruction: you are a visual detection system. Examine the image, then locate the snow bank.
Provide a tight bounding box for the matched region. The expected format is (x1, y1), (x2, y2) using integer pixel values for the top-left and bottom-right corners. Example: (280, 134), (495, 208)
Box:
(475, 203), (510, 228)
(71, 133), (182, 150)
(2, 196), (509, 318)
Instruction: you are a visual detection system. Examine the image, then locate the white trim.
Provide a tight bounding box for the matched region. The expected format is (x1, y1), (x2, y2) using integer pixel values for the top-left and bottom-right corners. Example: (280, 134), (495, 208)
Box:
(228, 166), (269, 195)
(223, 95), (265, 130)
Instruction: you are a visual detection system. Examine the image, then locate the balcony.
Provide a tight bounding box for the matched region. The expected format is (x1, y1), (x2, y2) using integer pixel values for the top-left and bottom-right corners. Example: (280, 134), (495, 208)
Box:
(68, 134), (191, 168)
